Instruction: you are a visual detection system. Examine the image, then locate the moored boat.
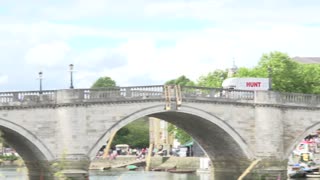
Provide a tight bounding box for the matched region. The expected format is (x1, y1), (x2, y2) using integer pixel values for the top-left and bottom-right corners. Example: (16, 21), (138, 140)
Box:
(100, 166), (111, 170)
(306, 173), (320, 178)
(168, 169), (196, 173)
(127, 165), (138, 170)
(288, 166), (306, 178)
(152, 167), (166, 171)
(288, 170), (306, 178)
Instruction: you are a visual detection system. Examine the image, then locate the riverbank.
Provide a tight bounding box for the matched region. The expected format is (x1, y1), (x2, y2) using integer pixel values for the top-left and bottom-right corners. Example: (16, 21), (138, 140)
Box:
(0, 159), (23, 167)
(90, 156), (202, 170)
(0, 156), (204, 172)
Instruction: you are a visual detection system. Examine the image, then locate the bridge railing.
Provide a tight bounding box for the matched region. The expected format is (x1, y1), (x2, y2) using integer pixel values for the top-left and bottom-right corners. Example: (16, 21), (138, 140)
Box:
(0, 90), (56, 105)
(81, 85), (164, 101)
(253, 91), (320, 107)
(3, 86), (320, 107)
(65, 85), (255, 103)
(277, 92), (320, 105)
(0, 85), (257, 106)
(181, 86), (255, 101)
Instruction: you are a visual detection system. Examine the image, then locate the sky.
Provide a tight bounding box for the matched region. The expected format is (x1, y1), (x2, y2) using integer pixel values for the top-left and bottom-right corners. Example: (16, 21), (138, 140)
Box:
(1, 0), (320, 91)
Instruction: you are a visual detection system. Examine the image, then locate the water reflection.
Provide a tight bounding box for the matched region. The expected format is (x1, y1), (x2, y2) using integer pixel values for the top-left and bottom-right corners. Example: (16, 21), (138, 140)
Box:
(0, 167), (27, 180)
(90, 169), (211, 180)
(0, 168), (211, 180)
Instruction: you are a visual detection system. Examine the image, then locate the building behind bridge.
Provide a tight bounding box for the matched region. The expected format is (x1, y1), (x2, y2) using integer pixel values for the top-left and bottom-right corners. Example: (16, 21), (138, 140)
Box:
(292, 57), (320, 64)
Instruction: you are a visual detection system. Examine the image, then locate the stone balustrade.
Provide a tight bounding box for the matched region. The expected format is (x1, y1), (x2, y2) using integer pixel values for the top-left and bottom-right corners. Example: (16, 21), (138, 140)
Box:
(254, 90), (320, 107)
(0, 90), (56, 105)
(0, 85), (320, 107)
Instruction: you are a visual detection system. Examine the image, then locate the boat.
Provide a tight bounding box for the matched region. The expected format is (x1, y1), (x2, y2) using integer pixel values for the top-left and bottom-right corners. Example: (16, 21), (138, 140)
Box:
(152, 168), (166, 171)
(100, 166), (111, 170)
(168, 169), (196, 173)
(127, 165), (138, 170)
(288, 166), (306, 178)
(306, 173), (320, 178)
(288, 170), (306, 178)
(152, 166), (176, 172)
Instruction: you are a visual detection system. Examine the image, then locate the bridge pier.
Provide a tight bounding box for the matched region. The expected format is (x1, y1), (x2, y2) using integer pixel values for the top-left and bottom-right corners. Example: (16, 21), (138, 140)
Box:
(210, 159), (251, 180)
(246, 159), (288, 180)
(52, 154), (90, 180)
(210, 158), (287, 180)
(28, 172), (54, 180)
(25, 160), (54, 180)
(248, 103), (287, 179)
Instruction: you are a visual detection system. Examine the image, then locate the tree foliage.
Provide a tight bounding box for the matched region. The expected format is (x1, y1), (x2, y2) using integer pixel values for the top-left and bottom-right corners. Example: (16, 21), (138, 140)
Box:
(165, 75), (195, 86)
(111, 118), (149, 148)
(91, 76), (149, 148)
(300, 64), (320, 94)
(168, 124), (191, 144)
(197, 69), (228, 88)
(91, 76), (116, 88)
(235, 51), (320, 94)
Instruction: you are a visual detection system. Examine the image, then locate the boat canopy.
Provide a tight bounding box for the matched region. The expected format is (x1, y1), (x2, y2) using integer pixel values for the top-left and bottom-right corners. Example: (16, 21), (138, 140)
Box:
(182, 141), (193, 147)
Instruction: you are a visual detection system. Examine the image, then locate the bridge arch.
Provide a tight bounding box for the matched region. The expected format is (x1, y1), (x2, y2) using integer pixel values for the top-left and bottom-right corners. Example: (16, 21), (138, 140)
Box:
(88, 104), (254, 178)
(285, 121), (320, 158)
(0, 117), (54, 178)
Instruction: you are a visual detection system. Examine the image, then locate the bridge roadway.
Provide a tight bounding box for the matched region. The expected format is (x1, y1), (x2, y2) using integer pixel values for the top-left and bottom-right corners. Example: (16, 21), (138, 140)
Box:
(0, 85), (320, 179)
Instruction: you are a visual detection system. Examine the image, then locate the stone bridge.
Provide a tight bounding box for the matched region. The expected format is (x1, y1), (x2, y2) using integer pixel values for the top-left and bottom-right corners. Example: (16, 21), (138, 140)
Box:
(0, 85), (320, 179)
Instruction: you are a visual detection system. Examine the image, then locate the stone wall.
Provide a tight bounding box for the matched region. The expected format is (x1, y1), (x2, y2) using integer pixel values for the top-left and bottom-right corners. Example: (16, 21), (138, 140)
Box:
(90, 156), (201, 170)
(150, 156), (200, 169)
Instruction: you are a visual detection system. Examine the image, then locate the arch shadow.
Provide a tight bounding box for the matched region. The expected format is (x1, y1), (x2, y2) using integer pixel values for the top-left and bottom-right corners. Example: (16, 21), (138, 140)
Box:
(0, 117), (54, 177)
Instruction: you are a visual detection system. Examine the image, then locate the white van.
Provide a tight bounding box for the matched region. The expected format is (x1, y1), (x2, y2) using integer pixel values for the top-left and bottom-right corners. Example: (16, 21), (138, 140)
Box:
(115, 144), (129, 155)
(178, 147), (188, 157)
(222, 78), (270, 90)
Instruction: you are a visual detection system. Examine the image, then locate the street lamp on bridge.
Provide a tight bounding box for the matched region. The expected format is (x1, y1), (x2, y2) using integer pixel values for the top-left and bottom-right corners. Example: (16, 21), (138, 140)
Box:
(268, 66), (272, 91)
(69, 64), (74, 89)
(38, 71), (43, 94)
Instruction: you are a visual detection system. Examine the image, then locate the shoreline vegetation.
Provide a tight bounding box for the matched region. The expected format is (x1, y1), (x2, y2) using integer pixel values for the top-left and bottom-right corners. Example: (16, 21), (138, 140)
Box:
(0, 159), (23, 167)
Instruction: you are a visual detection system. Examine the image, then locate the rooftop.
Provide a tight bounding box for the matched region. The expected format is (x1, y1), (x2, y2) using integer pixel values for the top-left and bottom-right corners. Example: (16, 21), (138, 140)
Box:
(292, 57), (320, 64)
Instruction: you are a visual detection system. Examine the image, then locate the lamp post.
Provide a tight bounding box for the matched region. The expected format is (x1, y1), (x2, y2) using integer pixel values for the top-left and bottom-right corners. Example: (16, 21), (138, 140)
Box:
(39, 71), (43, 94)
(268, 66), (272, 91)
(69, 64), (74, 89)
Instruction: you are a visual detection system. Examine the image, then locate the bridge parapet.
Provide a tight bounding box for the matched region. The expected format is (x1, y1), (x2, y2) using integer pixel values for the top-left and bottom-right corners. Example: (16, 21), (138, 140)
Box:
(255, 91), (320, 107)
(0, 90), (56, 106)
(57, 86), (165, 104)
(1, 85), (319, 107)
(181, 86), (254, 101)
(0, 86), (256, 106)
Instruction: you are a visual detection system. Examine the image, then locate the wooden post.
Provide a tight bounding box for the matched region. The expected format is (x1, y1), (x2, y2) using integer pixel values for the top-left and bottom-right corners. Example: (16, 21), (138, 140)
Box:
(145, 143), (154, 171)
(238, 159), (261, 180)
(102, 131), (117, 159)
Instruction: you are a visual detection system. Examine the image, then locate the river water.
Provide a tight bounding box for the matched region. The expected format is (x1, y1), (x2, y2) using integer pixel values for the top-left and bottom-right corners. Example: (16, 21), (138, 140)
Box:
(0, 167), (212, 180)
(4, 167), (320, 180)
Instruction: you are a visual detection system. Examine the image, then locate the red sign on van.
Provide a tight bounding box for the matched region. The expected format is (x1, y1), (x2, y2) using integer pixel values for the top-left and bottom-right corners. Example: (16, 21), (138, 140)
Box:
(246, 82), (261, 87)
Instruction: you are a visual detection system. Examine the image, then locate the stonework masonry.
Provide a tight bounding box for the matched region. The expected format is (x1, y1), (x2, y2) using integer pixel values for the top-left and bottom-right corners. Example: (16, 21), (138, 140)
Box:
(0, 86), (319, 179)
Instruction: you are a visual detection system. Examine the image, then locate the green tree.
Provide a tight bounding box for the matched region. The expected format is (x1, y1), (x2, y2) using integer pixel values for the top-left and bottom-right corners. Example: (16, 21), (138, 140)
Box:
(235, 67), (265, 77)
(235, 51), (320, 94)
(299, 64), (320, 94)
(168, 125), (191, 144)
(256, 51), (302, 93)
(197, 69), (228, 88)
(112, 118), (149, 148)
(91, 76), (116, 88)
(91, 76), (149, 148)
(165, 75), (194, 144)
(165, 75), (195, 86)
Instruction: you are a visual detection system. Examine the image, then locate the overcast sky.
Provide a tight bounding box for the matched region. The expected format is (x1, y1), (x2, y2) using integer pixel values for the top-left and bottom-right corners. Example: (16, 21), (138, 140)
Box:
(0, 0), (320, 91)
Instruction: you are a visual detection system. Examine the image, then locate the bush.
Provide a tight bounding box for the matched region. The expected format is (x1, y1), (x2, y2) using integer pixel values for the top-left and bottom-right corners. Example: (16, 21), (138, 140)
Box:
(0, 155), (19, 161)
